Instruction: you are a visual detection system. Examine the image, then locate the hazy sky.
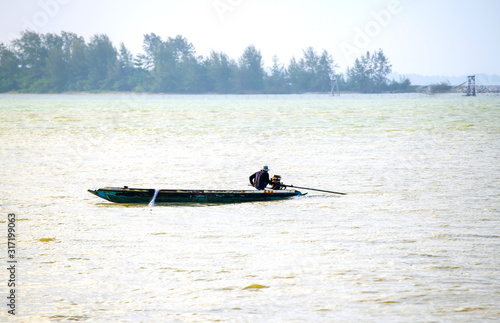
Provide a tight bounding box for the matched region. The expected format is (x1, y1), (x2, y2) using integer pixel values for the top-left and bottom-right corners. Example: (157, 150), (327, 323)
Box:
(1, 0), (499, 76)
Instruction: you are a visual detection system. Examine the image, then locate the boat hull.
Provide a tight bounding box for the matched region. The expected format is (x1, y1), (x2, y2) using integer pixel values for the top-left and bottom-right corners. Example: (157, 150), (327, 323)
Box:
(88, 187), (304, 204)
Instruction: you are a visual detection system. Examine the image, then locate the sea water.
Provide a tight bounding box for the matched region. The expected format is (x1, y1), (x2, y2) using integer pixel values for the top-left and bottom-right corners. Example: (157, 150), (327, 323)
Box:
(0, 93), (499, 321)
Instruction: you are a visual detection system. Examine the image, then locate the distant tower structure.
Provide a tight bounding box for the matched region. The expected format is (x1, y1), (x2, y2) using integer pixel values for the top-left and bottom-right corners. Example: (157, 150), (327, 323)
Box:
(466, 75), (476, 96)
(331, 75), (340, 96)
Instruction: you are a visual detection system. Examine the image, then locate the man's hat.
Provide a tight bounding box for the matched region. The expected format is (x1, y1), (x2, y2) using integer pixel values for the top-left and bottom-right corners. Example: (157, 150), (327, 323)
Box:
(262, 166), (269, 171)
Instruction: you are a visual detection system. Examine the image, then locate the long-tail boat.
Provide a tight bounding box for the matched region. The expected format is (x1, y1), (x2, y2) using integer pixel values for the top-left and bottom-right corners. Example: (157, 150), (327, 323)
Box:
(88, 186), (305, 204)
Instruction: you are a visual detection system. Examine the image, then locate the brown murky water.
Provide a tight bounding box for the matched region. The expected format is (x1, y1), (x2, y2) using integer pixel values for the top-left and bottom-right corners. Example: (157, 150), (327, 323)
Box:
(1, 93), (499, 321)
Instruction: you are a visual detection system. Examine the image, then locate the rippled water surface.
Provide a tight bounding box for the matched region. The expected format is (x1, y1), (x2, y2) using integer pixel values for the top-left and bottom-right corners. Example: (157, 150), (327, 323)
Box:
(1, 93), (499, 322)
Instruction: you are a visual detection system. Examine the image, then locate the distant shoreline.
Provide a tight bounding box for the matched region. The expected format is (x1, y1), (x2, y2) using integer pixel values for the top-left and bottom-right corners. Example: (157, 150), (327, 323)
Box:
(449, 84), (500, 94)
(1, 85), (500, 95)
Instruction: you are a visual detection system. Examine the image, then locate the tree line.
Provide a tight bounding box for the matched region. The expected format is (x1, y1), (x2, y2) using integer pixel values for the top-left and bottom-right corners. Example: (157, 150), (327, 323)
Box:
(0, 31), (412, 94)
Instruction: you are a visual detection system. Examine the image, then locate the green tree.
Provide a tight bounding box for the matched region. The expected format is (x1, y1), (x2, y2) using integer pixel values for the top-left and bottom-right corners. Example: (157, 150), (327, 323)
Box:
(0, 43), (20, 92)
(142, 33), (163, 71)
(317, 50), (337, 92)
(429, 81), (452, 94)
(346, 49), (392, 92)
(3, 30), (420, 94)
(152, 40), (180, 92)
(336, 73), (348, 91)
(146, 34), (197, 92)
(265, 55), (289, 93)
(387, 76), (412, 92)
(182, 56), (211, 93)
(237, 45), (264, 93)
(206, 51), (237, 93)
(301, 47), (319, 91)
(108, 42), (135, 91)
(13, 31), (48, 91)
(346, 56), (370, 92)
(372, 49), (392, 92)
(287, 57), (305, 92)
(288, 47), (337, 93)
(67, 36), (88, 91)
(45, 46), (67, 92)
(86, 34), (118, 90)
(131, 53), (151, 92)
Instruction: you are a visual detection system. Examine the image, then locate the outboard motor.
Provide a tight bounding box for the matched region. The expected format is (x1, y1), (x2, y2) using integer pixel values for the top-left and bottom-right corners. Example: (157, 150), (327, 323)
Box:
(270, 175), (285, 190)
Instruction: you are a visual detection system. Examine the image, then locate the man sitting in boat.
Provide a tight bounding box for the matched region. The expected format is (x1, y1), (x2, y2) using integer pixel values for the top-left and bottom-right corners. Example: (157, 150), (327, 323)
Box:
(249, 166), (271, 190)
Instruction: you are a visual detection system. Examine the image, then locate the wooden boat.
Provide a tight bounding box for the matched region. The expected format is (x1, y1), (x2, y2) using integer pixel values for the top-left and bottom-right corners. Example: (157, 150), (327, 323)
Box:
(88, 186), (305, 204)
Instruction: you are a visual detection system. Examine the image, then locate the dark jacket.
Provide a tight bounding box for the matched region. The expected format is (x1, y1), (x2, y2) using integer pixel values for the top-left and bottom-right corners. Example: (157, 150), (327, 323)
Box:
(249, 171), (270, 190)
